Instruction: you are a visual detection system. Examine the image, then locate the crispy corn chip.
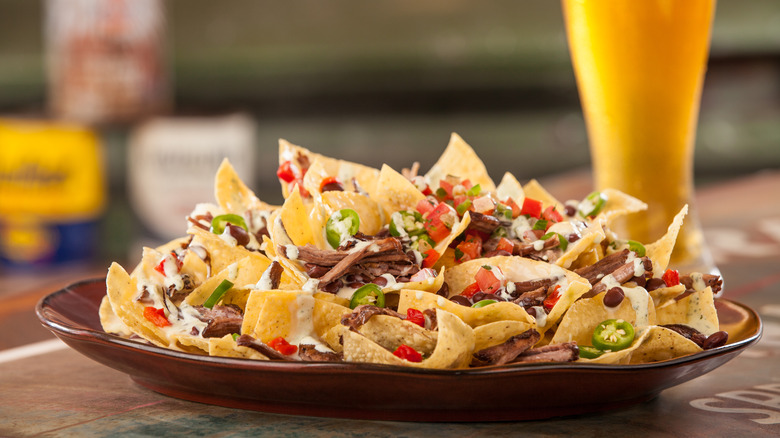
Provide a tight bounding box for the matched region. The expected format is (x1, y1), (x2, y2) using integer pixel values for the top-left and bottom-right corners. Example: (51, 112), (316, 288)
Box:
(209, 334), (269, 360)
(98, 295), (134, 337)
(645, 205), (688, 273)
(595, 188), (649, 228)
(215, 158), (277, 214)
(321, 191), (385, 236)
(582, 326), (702, 364)
(342, 309), (474, 369)
(523, 179), (563, 213)
(551, 287), (656, 346)
(370, 164), (427, 218)
(495, 172), (525, 204)
(656, 287), (719, 336)
(184, 256), (272, 306)
(473, 320), (535, 351)
(358, 315), (438, 355)
(250, 291), (351, 344)
(555, 221), (606, 269)
(648, 284), (686, 308)
(425, 133), (496, 193)
(397, 289), (534, 328)
(172, 333), (209, 353)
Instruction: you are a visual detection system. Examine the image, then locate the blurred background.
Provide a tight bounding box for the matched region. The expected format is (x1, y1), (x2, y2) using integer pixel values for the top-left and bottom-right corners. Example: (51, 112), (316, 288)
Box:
(1, 0), (779, 273)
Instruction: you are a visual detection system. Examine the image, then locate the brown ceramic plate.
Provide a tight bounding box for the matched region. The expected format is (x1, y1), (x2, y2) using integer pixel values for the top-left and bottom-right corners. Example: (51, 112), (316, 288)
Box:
(37, 278), (762, 422)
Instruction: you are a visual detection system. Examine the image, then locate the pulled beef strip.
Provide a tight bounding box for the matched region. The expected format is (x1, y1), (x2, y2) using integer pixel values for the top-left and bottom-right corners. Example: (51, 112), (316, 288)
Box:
(574, 249), (629, 284)
(512, 287), (547, 308)
(581, 255), (653, 298)
(515, 235), (560, 257)
(680, 274), (723, 295)
(267, 261), (284, 289)
(235, 334), (289, 360)
(467, 211), (502, 234)
(298, 344), (343, 362)
(196, 304), (243, 338)
(513, 277), (558, 294)
(471, 329), (541, 367)
(341, 305), (405, 331)
(166, 274), (196, 303)
(512, 342), (578, 363)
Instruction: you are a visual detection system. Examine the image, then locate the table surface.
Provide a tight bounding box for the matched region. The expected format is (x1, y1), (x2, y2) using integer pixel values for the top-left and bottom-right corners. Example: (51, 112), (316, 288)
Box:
(2, 170), (780, 437)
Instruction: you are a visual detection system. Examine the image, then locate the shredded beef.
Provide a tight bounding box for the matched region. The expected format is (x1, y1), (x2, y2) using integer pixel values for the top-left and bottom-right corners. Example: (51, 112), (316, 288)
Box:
(513, 342), (578, 363)
(471, 329), (541, 367)
(341, 305), (405, 331)
(196, 304), (243, 338)
(467, 212), (502, 234)
(512, 287), (547, 308)
(680, 274), (723, 295)
(298, 344), (343, 362)
(166, 274), (196, 304)
(267, 261), (284, 289)
(423, 308), (438, 331)
(515, 235), (561, 257)
(574, 249), (630, 284)
(513, 277), (558, 294)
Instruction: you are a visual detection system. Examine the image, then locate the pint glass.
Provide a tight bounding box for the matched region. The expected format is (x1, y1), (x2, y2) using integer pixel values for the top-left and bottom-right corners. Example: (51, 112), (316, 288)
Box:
(562, 0), (716, 268)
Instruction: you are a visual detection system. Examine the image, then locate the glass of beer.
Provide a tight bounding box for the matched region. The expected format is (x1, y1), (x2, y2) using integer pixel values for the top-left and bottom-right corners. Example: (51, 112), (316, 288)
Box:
(562, 0), (717, 270)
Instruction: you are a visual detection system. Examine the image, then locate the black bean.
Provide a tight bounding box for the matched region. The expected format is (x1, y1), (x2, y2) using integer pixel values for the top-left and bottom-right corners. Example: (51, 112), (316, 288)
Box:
(348, 282), (365, 289)
(526, 307), (537, 318)
(372, 276), (388, 287)
(226, 224), (250, 247)
(603, 287), (625, 307)
(564, 204), (577, 217)
(321, 181), (345, 192)
(567, 233), (580, 243)
(631, 275), (647, 287)
(450, 295), (472, 307)
(703, 331), (728, 349)
(645, 278), (667, 291)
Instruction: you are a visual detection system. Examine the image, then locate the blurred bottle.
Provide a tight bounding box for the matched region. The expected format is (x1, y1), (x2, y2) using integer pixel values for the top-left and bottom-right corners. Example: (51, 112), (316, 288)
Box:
(0, 119), (105, 268)
(45, 0), (169, 125)
(127, 114), (257, 242)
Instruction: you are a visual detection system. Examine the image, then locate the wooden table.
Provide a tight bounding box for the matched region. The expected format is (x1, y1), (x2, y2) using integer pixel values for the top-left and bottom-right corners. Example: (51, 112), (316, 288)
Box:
(2, 171), (780, 436)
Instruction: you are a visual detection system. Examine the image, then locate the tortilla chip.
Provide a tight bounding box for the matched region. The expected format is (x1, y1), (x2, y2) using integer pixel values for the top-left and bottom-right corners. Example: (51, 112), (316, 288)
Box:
(188, 226), (275, 276)
(495, 172), (525, 204)
(370, 164), (426, 218)
(425, 133), (495, 193)
(582, 326), (702, 364)
(99, 295), (134, 337)
(551, 287), (656, 346)
(555, 221), (606, 270)
(473, 320), (535, 351)
(595, 188), (649, 228)
(397, 289), (534, 328)
(656, 287), (719, 336)
(277, 187), (324, 248)
(645, 205), (688, 273)
(184, 256), (272, 306)
(358, 315), (438, 355)
(214, 158), (277, 214)
(648, 284), (686, 308)
(250, 291), (351, 343)
(342, 309), (474, 369)
(321, 191), (385, 236)
(208, 334), (269, 360)
(172, 333), (209, 353)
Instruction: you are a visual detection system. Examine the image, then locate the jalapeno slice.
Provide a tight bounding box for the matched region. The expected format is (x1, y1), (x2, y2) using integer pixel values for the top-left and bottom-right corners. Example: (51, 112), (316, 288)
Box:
(592, 318), (635, 351)
(578, 191), (607, 217)
(326, 209), (360, 249)
(578, 345), (605, 359)
(627, 240), (646, 257)
(349, 283), (385, 309)
(389, 211), (425, 238)
(471, 299), (497, 308)
(211, 214), (248, 235)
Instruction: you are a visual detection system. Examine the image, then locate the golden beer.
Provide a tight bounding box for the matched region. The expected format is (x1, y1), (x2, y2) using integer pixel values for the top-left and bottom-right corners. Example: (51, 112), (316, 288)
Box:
(562, 0), (716, 266)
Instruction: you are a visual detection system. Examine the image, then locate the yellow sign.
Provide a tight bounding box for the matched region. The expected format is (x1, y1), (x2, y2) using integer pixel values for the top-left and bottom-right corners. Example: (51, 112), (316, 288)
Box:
(0, 119), (105, 219)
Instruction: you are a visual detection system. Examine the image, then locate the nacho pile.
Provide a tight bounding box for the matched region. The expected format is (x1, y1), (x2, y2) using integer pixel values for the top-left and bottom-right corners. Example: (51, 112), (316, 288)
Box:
(100, 133), (730, 369)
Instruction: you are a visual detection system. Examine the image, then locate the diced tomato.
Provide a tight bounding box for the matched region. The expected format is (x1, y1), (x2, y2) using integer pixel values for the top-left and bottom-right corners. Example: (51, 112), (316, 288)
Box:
(662, 269), (680, 287)
(461, 282), (482, 298)
(405, 308), (425, 327)
(496, 237), (515, 254)
(276, 161), (298, 183)
(542, 206), (564, 223)
(393, 344), (422, 362)
(503, 198), (521, 219)
(520, 197), (543, 219)
(456, 234), (482, 263)
(416, 199), (436, 216)
(428, 202), (454, 220)
(453, 195), (468, 209)
(461, 179), (473, 190)
(154, 251), (181, 276)
(475, 266), (502, 294)
(438, 179), (455, 199)
(143, 306), (171, 328)
(424, 219), (450, 243)
(268, 336), (298, 355)
(319, 176), (343, 192)
(421, 186), (433, 196)
(422, 249), (440, 268)
(543, 285), (561, 311)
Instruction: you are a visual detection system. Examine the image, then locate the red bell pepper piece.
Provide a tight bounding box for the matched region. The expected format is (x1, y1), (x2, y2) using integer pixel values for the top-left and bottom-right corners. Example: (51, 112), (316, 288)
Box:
(496, 237), (515, 254)
(461, 282), (481, 298)
(276, 161), (298, 183)
(143, 306), (171, 328)
(543, 285), (561, 311)
(405, 308), (425, 327)
(393, 344), (422, 362)
(154, 251), (182, 276)
(268, 336), (298, 355)
(662, 269), (680, 287)
(455, 233), (483, 263)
